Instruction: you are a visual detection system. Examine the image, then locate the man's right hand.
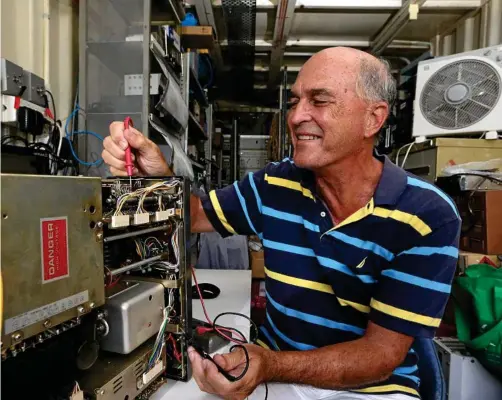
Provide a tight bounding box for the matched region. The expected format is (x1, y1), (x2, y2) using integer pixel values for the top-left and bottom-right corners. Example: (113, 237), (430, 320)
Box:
(102, 121), (171, 176)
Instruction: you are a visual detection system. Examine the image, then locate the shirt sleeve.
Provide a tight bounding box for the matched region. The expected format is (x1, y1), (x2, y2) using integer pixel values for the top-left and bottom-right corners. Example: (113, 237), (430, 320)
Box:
(369, 218), (461, 337)
(200, 168), (265, 238)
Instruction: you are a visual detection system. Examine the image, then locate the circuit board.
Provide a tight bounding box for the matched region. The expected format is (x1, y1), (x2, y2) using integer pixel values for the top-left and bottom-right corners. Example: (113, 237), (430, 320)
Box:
(99, 176), (192, 383)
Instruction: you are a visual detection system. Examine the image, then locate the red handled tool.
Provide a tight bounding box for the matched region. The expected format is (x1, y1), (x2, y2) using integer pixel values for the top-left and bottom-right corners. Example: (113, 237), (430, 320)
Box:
(123, 117), (134, 186)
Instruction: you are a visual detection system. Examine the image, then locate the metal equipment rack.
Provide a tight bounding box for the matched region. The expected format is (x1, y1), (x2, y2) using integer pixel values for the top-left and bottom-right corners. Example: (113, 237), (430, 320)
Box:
(78, 0), (213, 183)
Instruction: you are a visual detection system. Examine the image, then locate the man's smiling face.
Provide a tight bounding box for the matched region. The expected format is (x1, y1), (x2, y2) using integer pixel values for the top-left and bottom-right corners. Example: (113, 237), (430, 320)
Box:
(287, 48), (379, 171)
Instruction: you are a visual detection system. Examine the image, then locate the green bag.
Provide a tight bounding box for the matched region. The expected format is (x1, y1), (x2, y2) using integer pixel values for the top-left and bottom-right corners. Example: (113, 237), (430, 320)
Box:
(453, 264), (502, 380)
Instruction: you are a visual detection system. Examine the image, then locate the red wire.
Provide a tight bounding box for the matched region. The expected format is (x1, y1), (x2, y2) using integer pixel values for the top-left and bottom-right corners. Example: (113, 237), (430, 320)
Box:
(191, 267), (247, 344)
(104, 267), (120, 289)
(168, 334), (182, 362)
(196, 325), (241, 338)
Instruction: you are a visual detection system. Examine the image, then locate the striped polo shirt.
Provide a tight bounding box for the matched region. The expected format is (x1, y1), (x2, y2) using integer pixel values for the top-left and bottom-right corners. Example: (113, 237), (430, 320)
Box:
(201, 154), (461, 398)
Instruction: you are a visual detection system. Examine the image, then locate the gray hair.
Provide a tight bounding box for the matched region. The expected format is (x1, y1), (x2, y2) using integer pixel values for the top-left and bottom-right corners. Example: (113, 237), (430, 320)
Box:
(356, 57), (397, 109)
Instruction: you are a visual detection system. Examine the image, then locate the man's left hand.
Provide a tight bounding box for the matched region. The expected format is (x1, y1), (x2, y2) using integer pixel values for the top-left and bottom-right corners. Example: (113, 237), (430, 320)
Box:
(188, 344), (273, 400)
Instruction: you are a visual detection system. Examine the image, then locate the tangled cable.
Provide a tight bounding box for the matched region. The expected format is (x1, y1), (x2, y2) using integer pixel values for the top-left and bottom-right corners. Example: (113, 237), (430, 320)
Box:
(191, 267), (268, 399)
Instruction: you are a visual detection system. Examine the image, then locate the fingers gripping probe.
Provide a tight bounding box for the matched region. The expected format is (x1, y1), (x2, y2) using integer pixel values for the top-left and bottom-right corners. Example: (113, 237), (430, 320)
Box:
(123, 117), (134, 186)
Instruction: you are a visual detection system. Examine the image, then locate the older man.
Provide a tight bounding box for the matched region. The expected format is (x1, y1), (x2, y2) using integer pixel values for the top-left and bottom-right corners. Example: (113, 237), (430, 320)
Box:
(103, 47), (460, 399)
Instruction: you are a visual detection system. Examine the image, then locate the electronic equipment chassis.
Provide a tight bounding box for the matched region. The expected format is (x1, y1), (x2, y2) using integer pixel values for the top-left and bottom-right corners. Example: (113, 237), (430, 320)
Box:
(1, 174), (192, 399)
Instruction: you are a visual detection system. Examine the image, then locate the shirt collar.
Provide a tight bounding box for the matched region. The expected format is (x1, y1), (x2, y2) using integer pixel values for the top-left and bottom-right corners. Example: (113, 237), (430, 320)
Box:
(296, 152), (407, 206)
(373, 153), (407, 206)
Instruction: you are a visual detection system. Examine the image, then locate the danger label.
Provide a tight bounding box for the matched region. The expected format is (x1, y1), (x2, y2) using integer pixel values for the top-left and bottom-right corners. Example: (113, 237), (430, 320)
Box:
(41, 217), (69, 283)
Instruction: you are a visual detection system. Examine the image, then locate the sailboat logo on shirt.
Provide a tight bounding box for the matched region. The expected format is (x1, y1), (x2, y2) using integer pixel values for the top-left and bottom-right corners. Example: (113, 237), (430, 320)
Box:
(355, 257), (367, 269)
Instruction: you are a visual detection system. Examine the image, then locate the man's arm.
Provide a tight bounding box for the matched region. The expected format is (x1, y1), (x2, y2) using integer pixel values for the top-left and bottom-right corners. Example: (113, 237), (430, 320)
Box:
(266, 322), (412, 389)
(190, 194), (215, 233)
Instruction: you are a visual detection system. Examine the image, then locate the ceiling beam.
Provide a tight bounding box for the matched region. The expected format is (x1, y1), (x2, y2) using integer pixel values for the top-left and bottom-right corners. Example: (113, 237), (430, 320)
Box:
(257, 65), (301, 72)
(207, 0), (480, 9)
(370, 0), (427, 55)
(268, 0), (297, 87)
(221, 38), (431, 50)
(254, 66), (399, 74)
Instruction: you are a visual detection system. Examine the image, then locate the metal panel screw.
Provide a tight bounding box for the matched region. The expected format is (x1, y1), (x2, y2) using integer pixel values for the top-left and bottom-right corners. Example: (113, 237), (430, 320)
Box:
(43, 320), (52, 328)
(11, 332), (22, 343)
(77, 306), (85, 314)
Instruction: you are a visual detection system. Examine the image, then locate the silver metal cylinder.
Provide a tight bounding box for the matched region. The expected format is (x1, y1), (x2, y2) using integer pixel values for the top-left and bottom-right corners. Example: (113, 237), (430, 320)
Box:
(110, 254), (165, 276)
(480, 3), (490, 48)
(487, 0), (502, 46)
(442, 34), (455, 56)
(462, 17), (476, 52)
(431, 35), (441, 57)
(103, 225), (169, 243)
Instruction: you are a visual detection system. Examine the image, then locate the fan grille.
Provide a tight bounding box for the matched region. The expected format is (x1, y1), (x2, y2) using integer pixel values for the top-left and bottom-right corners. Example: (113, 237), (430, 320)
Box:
(420, 59), (501, 130)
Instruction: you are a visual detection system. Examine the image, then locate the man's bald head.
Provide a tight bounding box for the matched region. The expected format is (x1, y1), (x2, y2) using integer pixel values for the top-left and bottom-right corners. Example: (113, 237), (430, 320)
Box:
(302, 47), (396, 109)
(288, 47), (396, 171)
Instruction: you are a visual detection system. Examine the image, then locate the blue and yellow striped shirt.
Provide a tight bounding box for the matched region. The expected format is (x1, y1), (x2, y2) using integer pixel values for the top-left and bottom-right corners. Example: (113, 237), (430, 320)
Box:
(201, 154), (461, 398)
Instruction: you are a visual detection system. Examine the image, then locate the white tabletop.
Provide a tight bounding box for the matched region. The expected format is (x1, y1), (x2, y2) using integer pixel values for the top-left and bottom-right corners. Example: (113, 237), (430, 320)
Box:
(151, 269), (252, 400)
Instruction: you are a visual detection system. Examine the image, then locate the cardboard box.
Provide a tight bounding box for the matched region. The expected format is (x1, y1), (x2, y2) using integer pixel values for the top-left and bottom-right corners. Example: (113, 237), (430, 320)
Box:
(250, 250), (265, 279)
(457, 191), (502, 254)
(458, 251), (501, 274)
(181, 26), (214, 49)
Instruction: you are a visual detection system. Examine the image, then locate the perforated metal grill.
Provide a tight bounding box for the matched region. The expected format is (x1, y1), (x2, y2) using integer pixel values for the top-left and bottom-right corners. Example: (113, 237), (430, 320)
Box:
(220, 0), (256, 100)
(223, 0), (256, 46)
(420, 60), (501, 130)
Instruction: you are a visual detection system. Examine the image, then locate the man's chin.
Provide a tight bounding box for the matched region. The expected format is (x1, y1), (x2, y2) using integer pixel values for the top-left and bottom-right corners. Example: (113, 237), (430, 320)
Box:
(292, 153), (318, 169)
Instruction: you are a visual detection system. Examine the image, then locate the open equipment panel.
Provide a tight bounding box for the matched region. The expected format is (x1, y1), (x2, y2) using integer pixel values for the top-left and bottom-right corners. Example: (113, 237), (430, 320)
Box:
(1, 174), (192, 400)
(98, 176), (192, 383)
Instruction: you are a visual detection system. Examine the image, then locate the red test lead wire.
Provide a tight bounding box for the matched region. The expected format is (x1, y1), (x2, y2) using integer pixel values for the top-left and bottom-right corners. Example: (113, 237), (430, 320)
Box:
(191, 267), (246, 344)
(123, 117), (134, 181)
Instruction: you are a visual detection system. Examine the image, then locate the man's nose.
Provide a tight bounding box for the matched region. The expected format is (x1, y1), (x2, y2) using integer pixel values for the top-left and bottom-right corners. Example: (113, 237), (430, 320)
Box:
(288, 101), (313, 127)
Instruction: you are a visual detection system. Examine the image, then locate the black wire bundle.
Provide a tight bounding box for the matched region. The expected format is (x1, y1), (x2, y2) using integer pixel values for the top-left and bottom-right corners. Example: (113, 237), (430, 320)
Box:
(1, 87), (76, 175)
(1, 137), (76, 175)
(44, 89), (64, 159)
(44, 89), (57, 129)
(210, 312), (268, 399)
(28, 142), (76, 175)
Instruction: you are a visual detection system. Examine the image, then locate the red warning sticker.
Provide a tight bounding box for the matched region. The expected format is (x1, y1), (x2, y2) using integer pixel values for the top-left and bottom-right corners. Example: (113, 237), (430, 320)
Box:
(40, 217), (69, 283)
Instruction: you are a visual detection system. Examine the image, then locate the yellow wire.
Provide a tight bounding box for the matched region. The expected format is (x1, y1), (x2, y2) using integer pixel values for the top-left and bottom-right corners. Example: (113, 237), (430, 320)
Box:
(113, 181), (180, 216)
(135, 240), (142, 257)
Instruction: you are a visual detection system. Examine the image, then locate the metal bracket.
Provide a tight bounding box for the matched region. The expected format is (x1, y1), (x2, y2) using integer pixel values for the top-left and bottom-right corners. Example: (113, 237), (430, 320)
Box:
(124, 74), (161, 96)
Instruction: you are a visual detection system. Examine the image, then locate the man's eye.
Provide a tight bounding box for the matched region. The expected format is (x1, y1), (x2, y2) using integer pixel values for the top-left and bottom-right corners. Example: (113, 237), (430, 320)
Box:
(312, 100), (328, 106)
(287, 101), (298, 109)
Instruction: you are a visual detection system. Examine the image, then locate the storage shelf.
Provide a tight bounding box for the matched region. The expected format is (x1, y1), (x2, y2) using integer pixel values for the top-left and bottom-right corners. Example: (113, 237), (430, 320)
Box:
(152, 0), (185, 23)
(190, 68), (209, 108)
(188, 112), (208, 143)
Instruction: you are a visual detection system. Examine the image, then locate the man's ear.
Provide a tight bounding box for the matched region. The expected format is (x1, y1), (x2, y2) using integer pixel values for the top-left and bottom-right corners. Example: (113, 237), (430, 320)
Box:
(364, 102), (389, 139)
